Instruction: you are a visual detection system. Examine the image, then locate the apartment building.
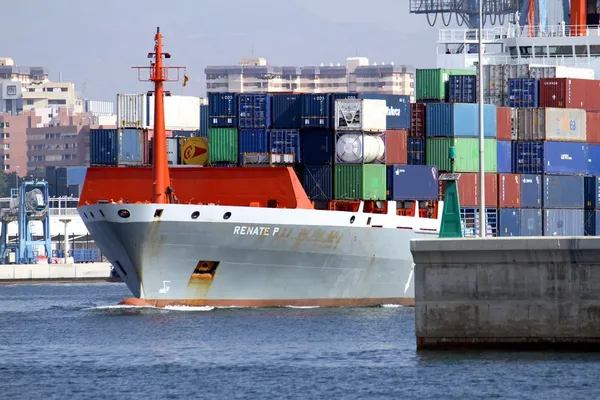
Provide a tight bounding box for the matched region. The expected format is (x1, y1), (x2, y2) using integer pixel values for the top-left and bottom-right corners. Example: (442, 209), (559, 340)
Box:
(205, 56), (415, 99)
(26, 113), (93, 177)
(0, 57), (82, 114)
(0, 111), (42, 176)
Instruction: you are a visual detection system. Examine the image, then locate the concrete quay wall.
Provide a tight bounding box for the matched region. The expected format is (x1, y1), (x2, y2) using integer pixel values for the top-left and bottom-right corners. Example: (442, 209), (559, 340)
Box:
(0, 262), (120, 283)
(411, 237), (600, 351)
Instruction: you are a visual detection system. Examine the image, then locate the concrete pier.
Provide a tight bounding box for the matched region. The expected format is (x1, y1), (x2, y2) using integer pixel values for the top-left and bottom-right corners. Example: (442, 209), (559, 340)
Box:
(411, 237), (600, 351)
(0, 262), (121, 284)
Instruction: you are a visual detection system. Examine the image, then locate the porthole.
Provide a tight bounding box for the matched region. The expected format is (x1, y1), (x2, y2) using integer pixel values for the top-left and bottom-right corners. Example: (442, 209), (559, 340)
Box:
(350, 216), (355, 224)
(223, 212), (231, 220)
(118, 209), (131, 219)
(191, 211), (200, 219)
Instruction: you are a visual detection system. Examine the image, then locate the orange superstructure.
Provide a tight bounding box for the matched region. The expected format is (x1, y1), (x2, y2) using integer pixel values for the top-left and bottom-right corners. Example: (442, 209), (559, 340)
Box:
(79, 166), (314, 210)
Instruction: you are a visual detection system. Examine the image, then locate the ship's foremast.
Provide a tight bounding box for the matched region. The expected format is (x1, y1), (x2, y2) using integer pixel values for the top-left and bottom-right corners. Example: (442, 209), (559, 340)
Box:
(133, 27), (186, 204)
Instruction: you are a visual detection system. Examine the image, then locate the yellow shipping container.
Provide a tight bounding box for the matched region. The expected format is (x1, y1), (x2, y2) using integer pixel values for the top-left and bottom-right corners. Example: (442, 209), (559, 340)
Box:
(180, 137), (209, 165)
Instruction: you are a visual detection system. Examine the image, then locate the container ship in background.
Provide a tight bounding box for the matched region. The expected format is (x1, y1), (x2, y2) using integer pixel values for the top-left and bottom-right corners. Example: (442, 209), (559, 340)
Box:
(80, 21), (600, 307)
(78, 28), (443, 308)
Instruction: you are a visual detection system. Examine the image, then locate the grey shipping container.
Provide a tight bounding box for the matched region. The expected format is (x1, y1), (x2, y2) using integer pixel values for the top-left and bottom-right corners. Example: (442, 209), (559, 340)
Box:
(543, 209), (585, 236)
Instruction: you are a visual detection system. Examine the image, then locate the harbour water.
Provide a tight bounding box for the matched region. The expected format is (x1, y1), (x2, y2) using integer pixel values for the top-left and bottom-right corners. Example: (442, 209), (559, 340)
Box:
(1, 283), (600, 399)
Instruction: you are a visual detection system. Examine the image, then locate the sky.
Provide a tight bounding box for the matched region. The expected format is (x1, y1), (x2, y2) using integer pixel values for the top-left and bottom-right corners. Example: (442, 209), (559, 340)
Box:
(3, 0), (446, 101)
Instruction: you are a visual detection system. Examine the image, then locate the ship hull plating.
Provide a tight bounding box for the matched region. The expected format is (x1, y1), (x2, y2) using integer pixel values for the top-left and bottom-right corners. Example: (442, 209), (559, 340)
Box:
(79, 203), (437, 307)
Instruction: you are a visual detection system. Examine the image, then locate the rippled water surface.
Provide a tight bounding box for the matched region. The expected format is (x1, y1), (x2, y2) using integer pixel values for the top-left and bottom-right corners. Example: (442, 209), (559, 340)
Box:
(1, 283), (599, 399)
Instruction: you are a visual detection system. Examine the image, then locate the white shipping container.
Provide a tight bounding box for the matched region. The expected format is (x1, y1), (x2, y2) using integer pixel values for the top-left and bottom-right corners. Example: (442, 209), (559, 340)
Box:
(517, 108), (586, 142)
(116, 94), (147, 129)
(95, 115), (117, 127)
(335, 133), (386, 163)
(528, 64), (595, 80)
(334, 99), (387, 132)
(147, 95), (201, 131)
(85, 100), (115, 116)
(166, 137), (181, 165)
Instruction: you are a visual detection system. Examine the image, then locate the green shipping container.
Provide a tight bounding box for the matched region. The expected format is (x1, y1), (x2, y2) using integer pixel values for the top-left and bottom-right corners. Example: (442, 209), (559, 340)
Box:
(208, 127), (238, 164)
(334, 164), (386, 200)
(426, 138), (497, 173)
(416, 68), (475, 101)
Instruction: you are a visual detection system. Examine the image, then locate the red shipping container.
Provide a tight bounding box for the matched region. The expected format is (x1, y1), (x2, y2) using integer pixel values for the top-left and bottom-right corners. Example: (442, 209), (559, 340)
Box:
(385, 129), (408, 164)
(496, 106), (512, 141)
(587, 111), (600, 144)
(438, 173), (498, 207)
(539, 78), (600, 110)
(497, 173), (521, 208)
(410, 103), (426, 138)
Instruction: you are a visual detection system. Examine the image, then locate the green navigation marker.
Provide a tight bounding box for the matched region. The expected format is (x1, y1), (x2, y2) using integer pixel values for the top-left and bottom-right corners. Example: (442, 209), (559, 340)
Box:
(438, 146), (463, 238)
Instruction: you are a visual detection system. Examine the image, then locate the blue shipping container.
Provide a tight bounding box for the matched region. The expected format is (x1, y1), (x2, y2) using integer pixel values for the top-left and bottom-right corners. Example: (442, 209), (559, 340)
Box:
(543, 209), (585, 236)
(301, 94), (331, 128)
(586, 144), (600, 175)
(585, 210), (598, 235)
(90, 128), (146, 166)
(66, 166), (87, 186)
(238, 129), (269, 162)
(520, 174), (542, 208)
(272, 94), (301, 129)
(460, 208), (498, 237)
(426, 103), (497, 138)
(199, 104), (209, 137)
(544, 142), (587, 175)
(498, 208), (521, 236)
(497, 140), (513, 173)
(543, 175), (585, 208)
(585, 176), (600, 209)
(238, 94), (272, 129)
(448, 75), (476, 104)
(407, 138), (426, 165)
(301, 129), (334, 165)
(208, 92), (238, 127)
(520, 209), (543, 236)
(513, 141), (587, 175)
(269, 129), (301, 162)
(386, 165), (438, 201)
(507, 78), (539, 108)
(359, 94), (411, 129)
(302, 164), (333, 201)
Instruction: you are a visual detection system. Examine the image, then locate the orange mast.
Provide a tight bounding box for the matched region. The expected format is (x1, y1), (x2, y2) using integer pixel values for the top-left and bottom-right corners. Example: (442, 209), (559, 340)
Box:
(570, 0), (587, 36)
(133, 27), (185, 204)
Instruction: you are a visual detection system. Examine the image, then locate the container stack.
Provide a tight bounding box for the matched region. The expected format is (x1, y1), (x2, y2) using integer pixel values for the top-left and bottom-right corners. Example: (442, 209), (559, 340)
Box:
(333, 98), (387, 201)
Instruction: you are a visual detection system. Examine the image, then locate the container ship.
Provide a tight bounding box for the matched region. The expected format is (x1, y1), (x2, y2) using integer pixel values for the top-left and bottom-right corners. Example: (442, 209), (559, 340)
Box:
(80, 18), (600, 307)
(78, 28), (442, 307)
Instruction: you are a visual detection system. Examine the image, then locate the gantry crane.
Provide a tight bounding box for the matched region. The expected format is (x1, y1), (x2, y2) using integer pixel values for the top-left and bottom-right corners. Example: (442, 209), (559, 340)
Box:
(408, 0), (591, 32)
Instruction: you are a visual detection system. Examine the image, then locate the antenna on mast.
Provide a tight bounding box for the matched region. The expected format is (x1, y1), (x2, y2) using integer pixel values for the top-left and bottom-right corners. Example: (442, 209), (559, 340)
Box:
(132, 27), (185, 204)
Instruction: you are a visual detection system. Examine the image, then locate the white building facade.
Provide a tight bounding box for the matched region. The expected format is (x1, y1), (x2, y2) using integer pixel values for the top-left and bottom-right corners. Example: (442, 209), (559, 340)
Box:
(205, 57), (415, 100)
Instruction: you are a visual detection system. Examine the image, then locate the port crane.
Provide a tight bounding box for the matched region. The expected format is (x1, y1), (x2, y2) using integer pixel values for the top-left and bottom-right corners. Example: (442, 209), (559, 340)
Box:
(409, 0), (592, 32)
(0, 180), (52, 264)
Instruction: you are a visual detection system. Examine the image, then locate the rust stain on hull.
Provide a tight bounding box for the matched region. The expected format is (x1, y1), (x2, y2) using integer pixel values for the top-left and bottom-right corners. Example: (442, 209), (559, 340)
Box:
(119, 297), (414, 308)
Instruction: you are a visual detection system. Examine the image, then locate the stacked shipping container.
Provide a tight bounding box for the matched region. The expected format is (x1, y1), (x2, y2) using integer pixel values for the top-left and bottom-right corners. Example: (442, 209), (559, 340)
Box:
(89, 70), (600, 237)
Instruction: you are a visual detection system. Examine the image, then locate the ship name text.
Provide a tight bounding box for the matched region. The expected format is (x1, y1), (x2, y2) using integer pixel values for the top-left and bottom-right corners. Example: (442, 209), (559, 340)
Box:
(233, 226), (280, 236)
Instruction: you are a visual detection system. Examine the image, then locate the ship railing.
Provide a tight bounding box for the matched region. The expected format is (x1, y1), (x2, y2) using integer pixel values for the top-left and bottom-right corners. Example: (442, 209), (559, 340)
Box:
(49, 208), (80, 216)
(438, 25), (600, 43)
(480, 54), (594, 68)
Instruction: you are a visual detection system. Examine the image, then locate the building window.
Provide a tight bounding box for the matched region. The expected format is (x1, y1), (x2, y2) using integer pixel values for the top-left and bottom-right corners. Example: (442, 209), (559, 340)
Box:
(61, 88), (68, 92)
(48, 99), (67, 105)
(3, 144), (9, 150)
(3, 165), (9, 171)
